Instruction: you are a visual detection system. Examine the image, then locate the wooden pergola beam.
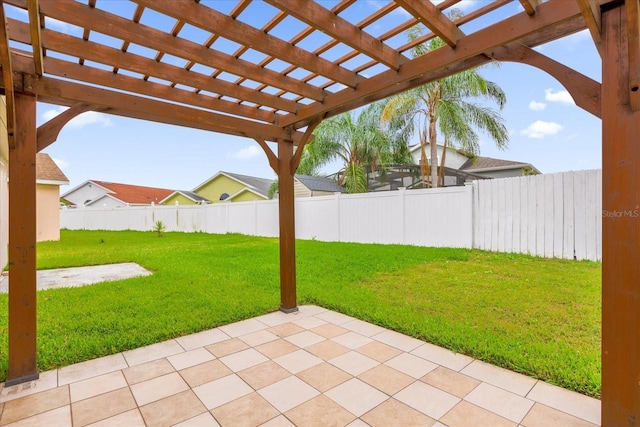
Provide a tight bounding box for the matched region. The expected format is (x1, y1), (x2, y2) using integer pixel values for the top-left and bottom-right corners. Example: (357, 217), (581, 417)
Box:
(577, 0), (603, 56)
(133, 0), (363, 89)
(625, 0), (640, 111)
(36, 102), (97, 151)
(519, 0), (541, 16)
(265, 0), (407, 70)
(395, 0), (465, 47)
(26, 0), (42, 75)
(0, 0), (16, 148)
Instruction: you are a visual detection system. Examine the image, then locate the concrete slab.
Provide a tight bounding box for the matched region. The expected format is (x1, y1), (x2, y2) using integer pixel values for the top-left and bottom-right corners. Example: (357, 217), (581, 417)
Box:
(0, 263), (152, 293)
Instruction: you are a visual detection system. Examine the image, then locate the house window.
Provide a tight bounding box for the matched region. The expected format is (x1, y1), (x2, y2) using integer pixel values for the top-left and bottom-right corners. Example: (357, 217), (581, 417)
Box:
(219, 193), (229, 201)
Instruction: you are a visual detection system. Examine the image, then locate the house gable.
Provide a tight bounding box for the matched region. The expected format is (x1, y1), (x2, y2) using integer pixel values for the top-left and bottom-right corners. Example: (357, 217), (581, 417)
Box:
(193, 171), (273, 203)
(228, 187), (269, 202)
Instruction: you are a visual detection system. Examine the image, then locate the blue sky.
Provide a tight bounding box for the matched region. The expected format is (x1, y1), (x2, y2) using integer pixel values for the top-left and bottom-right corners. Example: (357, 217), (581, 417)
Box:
(37, 1), (602, 192)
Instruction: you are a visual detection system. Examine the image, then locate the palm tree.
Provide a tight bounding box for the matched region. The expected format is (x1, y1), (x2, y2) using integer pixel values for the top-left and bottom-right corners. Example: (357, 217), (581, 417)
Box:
(298, 100), (413, 193)
(382, 22), (509, 188)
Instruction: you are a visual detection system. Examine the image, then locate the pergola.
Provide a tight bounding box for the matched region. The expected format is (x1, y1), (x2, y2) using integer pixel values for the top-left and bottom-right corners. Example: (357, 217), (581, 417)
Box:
(0, 0), (634, 424)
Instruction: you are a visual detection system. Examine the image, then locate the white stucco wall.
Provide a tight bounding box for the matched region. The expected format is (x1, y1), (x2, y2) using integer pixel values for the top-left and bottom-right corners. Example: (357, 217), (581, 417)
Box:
(36, 184), (62, 241)
(410, 143), (469, 169)
(63, 182), (110, 207)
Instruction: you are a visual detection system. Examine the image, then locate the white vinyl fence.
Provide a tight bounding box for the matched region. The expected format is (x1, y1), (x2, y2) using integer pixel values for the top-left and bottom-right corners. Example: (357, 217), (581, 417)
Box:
(61, 169), (603, 261)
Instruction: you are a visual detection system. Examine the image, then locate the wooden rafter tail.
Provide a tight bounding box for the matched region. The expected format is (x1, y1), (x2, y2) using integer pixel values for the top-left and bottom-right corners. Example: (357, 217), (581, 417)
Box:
(36, 102), (96, 151)
(27, 0), (43, 75)
(290, 119), (321, 172)
(577, 0), (603, 56)
(626, 0), (640, 111)
(519, 0), (540, 16)
(0, 1), (16, 148)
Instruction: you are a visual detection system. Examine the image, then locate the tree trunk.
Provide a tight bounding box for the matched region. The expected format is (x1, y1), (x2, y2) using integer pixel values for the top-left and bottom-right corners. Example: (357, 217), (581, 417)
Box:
(429, 113), (438, 188)
(438, 138), (448, 187)
(419, 129), (430, 187)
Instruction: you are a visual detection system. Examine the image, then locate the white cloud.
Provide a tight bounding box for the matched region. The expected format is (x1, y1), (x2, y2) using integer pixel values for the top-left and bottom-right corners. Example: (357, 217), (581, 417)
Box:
(544, 88), (575, 105)
(521, 120), (563, 138)
(41, 107), (113, 129)
(230, 145), (261, 160)
(529, 101), (546, 111)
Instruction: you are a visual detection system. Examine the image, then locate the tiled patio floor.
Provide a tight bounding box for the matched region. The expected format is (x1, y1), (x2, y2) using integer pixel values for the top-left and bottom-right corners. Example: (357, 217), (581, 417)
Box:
(0, 305), (600, 426)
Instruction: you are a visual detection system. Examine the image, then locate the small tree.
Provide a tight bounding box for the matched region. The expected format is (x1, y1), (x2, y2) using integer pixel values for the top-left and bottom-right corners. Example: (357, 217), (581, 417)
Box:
(152, 220), (166, 237)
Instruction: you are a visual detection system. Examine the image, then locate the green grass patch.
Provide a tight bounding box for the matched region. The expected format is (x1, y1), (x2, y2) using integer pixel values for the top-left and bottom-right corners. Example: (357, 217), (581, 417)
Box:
(0, 230), (601, 397)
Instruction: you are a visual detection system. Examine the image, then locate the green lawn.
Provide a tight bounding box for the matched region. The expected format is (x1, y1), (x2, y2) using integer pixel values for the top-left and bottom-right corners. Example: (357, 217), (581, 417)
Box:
(0, 230), (601, 397)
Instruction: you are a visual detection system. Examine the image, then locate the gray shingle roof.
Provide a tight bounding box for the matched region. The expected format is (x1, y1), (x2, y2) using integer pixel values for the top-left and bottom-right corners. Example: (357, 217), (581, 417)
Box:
(460, 156), (536, 171)
(295, 175), (345, 193)
(36, 153), (68, 184)
(175, 191), (210, 203)
(222, 171), (274, 197)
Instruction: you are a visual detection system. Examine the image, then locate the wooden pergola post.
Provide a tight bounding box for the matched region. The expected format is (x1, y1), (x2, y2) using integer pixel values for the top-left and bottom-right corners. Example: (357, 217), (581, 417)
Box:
(601, 4), (640, 425)
(6, 92), (39, 386)
(277, 139), (297, 312)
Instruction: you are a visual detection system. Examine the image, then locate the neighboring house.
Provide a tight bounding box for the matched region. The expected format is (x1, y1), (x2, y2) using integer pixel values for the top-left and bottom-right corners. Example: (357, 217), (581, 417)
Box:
(160, 190), (210, 206)
(36, 153), (68, 241)
(409, 143), (540, 186)
(61, 180), (173, 208)
(191, 171), (273, 203)
(294, 175), (345, 197)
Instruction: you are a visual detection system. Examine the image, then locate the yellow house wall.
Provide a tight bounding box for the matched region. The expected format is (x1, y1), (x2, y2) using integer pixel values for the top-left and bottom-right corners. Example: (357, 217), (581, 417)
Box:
(231, 190), (264, 203)
(196, 175), (246, 203)
(36, 184), (62, 242)
(163, 193), (196, 205)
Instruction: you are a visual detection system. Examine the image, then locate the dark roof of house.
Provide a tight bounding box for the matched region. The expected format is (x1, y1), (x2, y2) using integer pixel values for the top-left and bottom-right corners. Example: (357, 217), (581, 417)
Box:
(295, 174), (345, 193)
(36, 153), (68, 184)
(460, 156), (539, 172)
(221, 171), (274, 198)
(177, 191), (210, 203)
(91, 180), (174, 204)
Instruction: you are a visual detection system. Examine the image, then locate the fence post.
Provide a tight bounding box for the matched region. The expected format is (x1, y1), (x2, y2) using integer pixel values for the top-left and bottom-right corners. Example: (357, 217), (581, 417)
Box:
(399, 187), (406, 244)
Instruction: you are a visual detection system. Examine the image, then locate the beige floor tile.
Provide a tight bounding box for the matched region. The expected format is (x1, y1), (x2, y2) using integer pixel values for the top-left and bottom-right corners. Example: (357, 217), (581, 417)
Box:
(168, 348), (216, 371)
(257, 376), (319, 413)
(254, 311), (297, 328)
(179, 360), (233, 388)
(461, 360), (537, 396)
(259, 415), (296, 426)
(211, 392), (279, 427)
(219, 318), (268, 338)
(394, 381), (460, 420)
(0, 370), (59, 403)
(329, 351), (379, 376)
(286, 394), (356, 427)
(238, 330), (279, 347)
(206, 338), (250, 358)
(273, 349), (323, 374)
(297, 306), (330, 316)
(346, 420), (371, 427)
(86, 409), (146, 427)
(441, 401), (517, 427)
(521, 403), (599, 427)
(123, 340), (184, 367)
(341, 319), (387, 337)
(130, 372), (189, 406)
(464, 382), (534, 423)
(174, 412), (220, 427)
(268, 323), (306, 338)
(122, 359), (175, 385)
(384, 353), (438, 379)
(361, 398), (436, 427)
(324, 378), (388, 417)
(219, 348), (269, 372)
(371, 330), (424, 352)
(526, 381), (600, 425)
(332, 332), (373, 350)
(411, 342), (474, 372)
(58, 353), (127, 385)
(311, 323), (349, 339)
(255, 339), (300, 359)
(0, 386), (69, 425)
(139, 390), (207, 427)
(284, 331), (325, 348)
(421, 366), (480, 398)
(2, 405), (71, 427)
(355, 341), (402, 363)
(297, 362), (352, 392)
(70, 371), (128, 402)
(71, 387), (137, 427)
(236, 360), (292, 390)
(358, 364), (414, 395)
(292, 316), (327, 329)
(175, 328), (230, 352)
(193, 374), (253, 410)
(306, 340), (351, 361)
(315, 310), (355, 325)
